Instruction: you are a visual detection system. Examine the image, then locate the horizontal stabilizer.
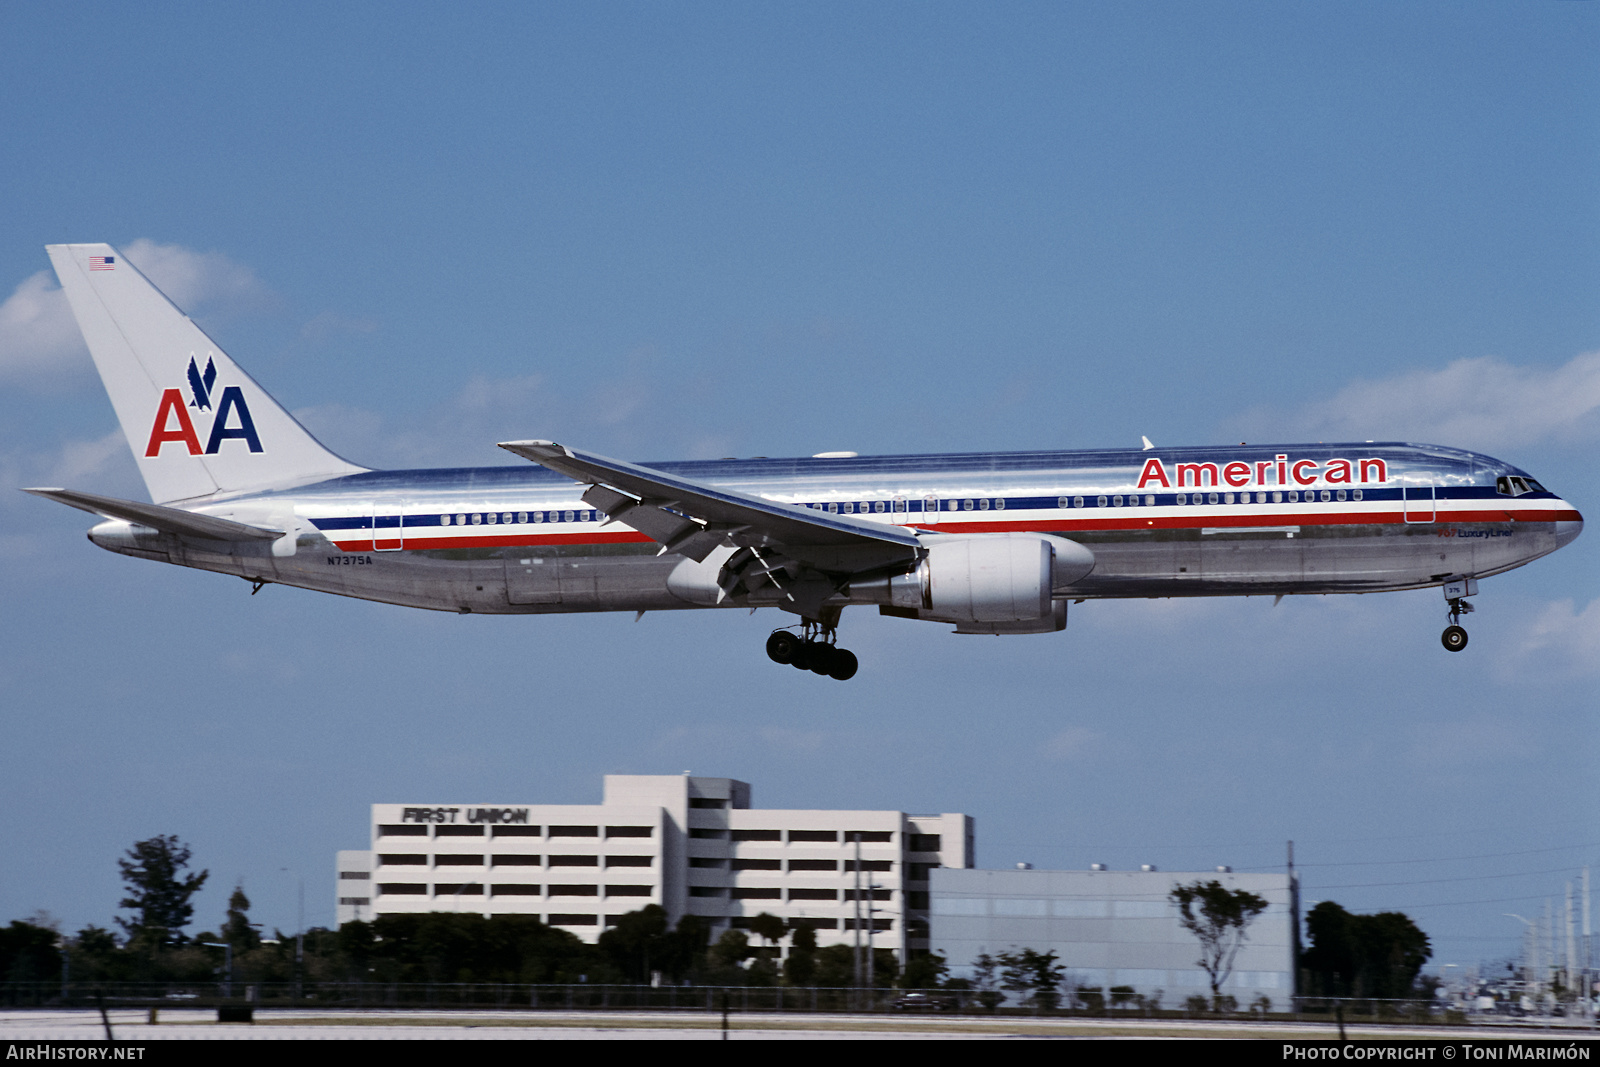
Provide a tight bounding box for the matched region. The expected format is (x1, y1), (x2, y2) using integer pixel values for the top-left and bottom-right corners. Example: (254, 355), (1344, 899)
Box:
(21, 488), (283, 542)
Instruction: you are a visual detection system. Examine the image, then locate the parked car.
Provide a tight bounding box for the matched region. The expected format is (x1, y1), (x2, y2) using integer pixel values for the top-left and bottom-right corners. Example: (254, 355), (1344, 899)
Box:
(891, 993), (959, 1012)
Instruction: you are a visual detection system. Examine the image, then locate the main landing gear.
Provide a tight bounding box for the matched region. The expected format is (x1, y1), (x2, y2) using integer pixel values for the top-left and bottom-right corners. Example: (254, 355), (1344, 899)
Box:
(766, 623), (859, 681)
(1441, 577), (1478, 653)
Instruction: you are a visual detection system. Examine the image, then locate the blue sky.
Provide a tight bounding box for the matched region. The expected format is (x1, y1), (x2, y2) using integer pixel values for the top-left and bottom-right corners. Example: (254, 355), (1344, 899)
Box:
(2, 2), (1596, 975)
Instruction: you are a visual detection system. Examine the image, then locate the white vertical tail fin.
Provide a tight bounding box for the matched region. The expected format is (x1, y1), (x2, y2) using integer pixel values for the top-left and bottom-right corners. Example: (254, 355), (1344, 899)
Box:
(46, 243), (365, 503)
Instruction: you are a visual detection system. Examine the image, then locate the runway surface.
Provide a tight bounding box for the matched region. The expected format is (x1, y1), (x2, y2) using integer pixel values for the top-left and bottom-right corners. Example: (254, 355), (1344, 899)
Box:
(1, 1008), (1594, 1040)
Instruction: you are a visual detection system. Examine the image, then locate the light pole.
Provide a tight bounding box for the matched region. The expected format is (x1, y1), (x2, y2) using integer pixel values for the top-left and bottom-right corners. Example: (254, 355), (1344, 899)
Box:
(1506, 914), (1538, 1008)
(201, 942), (234, 998)
(282, 868), (304, 1000)
(852, 834), (862, 997)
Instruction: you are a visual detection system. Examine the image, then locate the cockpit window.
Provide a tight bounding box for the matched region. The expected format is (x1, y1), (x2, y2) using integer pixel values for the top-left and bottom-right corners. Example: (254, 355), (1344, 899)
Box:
(1496, 475), (1545, 497)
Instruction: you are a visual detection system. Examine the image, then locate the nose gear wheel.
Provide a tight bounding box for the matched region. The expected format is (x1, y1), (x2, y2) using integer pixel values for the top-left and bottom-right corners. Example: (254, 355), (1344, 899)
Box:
(1441, 592), (1475, 653)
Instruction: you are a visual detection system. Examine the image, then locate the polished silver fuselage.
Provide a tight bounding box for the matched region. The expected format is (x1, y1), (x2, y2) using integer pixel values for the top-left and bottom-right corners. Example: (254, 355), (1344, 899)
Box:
(88, 442), (1583, 619)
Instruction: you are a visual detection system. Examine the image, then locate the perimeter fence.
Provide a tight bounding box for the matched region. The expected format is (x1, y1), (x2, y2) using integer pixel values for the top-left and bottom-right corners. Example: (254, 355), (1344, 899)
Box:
(1, 982), (1593, 1028)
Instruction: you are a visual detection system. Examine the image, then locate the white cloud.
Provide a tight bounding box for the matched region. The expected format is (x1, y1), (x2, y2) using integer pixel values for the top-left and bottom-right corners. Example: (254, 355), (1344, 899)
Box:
(1503, 597), (1600, 679)
(1231, 351), (1600, 451)
(0, 241), (274, 387)
(120, 238), (274, 316)
(1043, 726), (1101, 760)
(1407, 713), (1540, 771)
(0, 271), (89, 382)
(759, 726), (830, 754)
(298, 310), (378, 343)
(44, 430), (129, 487)
(294, 372), (563, 469)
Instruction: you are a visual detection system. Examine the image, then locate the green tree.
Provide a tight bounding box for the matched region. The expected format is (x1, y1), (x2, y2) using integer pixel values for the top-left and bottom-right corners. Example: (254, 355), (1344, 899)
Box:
(116, 835), (208, 944)
(970, 952), (1004, 1010)
(741, 913), (788, 986)
(658, 914), (711, 984)
(747, 912), (786, 949)
(784, 923), (818, 986)
(222, 883), (259, 950)
(999, 948), (1066, 1009)
(813, 944), (855, 987)
(900, 950), (949, 989)
(1300, 901), (1432, 999)
(1169, 879), (1269, 1001)
(597, 904), (670, 982)
(706, 928), (751, 982)
(0, 921), (61, 983)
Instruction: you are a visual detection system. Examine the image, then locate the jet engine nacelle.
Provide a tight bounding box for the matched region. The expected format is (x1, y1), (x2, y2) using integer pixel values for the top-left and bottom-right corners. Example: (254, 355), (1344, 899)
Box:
(926, 534), (1088, 622)
(849, 534), (1095, 622)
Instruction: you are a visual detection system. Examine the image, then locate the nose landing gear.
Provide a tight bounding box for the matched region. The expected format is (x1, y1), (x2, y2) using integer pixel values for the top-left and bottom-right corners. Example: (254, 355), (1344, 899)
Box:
(1440, 577), (1478, 653)
(766, 622), (859, 680)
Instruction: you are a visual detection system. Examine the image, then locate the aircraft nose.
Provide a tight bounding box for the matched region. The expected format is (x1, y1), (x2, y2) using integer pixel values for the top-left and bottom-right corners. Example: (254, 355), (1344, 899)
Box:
(1554, 514), (1583, 549)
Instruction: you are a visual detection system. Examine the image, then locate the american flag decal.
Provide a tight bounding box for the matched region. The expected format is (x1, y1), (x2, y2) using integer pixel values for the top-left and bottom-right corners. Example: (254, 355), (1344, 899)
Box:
(89, 256), (115, 270)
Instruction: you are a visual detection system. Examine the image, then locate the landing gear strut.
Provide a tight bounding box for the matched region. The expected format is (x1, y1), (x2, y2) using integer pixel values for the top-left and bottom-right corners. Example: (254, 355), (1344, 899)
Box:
(1441, 577), (1478, 653)
(766, 620), (858, 681)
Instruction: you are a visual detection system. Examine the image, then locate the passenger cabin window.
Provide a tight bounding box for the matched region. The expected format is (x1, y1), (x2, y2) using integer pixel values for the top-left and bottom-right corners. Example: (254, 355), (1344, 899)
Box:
(1073, 496), (1084, 508)
(978, 498), (989, 511)
(963, 499), (974, 511)
(1097, 495), (1108, 507)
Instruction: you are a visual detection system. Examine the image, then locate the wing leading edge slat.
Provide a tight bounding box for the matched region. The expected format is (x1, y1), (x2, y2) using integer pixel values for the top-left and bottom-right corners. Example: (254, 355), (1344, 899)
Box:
(497, 440), (922, 563)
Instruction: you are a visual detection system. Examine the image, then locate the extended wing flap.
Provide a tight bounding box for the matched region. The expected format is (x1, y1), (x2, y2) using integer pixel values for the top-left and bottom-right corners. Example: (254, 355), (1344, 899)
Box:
(22, 488), (283, 542)
(498, 440), (922, 564)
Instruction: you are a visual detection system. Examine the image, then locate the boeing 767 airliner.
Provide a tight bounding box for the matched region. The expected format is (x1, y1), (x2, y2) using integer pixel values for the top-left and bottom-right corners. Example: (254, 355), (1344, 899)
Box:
(26, 244), (1583, 680)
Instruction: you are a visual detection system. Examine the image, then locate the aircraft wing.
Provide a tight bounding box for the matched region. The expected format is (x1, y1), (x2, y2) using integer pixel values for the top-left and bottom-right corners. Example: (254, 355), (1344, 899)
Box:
(497, 440), (922, 565)
(22, 488), (284, 542)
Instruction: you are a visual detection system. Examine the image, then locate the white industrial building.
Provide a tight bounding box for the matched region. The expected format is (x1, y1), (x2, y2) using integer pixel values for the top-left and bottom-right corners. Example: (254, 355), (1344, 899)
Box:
(337, 774), (974, 960)
(930, 867), (1296, 1004)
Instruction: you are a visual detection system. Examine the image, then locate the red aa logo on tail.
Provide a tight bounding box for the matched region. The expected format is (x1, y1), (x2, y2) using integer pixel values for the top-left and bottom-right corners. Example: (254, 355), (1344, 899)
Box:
(145, 357), (263, 457)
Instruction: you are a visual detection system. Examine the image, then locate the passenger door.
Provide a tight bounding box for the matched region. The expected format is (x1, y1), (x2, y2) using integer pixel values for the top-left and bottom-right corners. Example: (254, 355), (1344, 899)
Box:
(1403, 486), (1435, 524)
(373, 502), (405, 551)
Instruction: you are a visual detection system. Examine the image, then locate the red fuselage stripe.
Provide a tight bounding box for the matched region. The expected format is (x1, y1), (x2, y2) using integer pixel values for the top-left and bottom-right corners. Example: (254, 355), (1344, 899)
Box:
(327, 508), (1578, 551)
